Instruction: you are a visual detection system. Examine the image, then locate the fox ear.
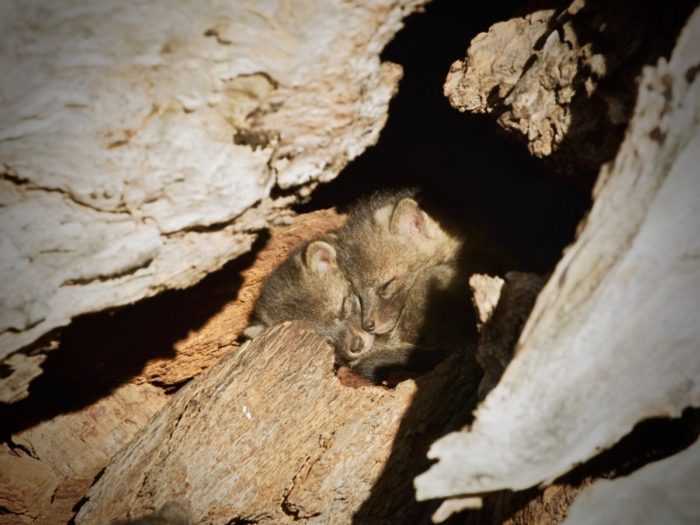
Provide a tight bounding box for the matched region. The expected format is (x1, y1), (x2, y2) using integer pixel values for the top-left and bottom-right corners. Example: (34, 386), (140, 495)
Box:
(390, 198), (426, 238)
(305, 240), (337, 274)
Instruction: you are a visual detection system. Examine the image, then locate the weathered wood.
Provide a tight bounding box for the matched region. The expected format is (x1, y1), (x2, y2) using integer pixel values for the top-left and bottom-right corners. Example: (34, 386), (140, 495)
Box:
(444, 0), (696, 184)
(563, 439), (700, 525)
(75, 322), (482, 524)
(0, 384), (167, 525)
(416, 4), (700, 502)
(0, 208), (345, 524)
(0, 0), (426, 402)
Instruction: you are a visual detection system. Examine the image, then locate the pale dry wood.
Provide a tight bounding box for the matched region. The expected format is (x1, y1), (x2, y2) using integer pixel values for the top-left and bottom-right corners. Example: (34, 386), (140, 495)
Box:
(416, 5), (700, 501)
(563, 439), (700, 525)
(469, 274), (504, 329)
(0, 0), (427, 402)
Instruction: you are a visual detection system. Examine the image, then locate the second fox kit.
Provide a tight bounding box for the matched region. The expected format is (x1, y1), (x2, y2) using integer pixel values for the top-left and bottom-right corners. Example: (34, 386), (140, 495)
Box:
(343, 260), (476, 381)
(248, 236), (374, 362)
(333, 191), (475, 381)
(336, 190), (462, 336)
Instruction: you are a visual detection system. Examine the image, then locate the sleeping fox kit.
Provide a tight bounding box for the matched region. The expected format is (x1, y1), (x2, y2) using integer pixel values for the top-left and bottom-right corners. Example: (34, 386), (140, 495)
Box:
(336, 190), (463, 336)
(247, 236), (374, 363)
(248, 190), (476, 382)
(345, 260), (475, 382)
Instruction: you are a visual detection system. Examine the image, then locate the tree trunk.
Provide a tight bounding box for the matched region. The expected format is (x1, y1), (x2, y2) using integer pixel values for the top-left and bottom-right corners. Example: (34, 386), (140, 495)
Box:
(75, 322), (483, 524)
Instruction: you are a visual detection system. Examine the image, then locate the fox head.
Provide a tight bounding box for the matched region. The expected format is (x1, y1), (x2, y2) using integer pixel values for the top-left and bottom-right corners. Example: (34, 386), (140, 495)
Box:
(338, 196), (449, 336)
(249, 238), (374, 360)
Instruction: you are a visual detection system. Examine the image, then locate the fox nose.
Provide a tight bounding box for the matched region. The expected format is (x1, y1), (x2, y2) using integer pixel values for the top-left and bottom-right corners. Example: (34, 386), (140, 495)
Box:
(363, 319), (375, 332)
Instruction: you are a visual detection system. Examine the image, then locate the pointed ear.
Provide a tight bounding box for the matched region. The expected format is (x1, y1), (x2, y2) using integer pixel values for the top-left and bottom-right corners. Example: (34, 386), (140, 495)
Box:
(389, 198), (426, 238)
(305, 240), (337, 275)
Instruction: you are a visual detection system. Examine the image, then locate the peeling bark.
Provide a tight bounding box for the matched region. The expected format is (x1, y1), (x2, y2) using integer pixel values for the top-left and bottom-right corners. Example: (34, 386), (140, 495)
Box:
(444, 0), (695, 185)
(416, 5), (700, 502)
(0, 0), (427, 401)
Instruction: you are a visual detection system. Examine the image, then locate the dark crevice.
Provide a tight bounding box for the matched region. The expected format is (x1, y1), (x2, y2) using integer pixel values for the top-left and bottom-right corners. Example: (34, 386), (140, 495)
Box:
(61, 257), (155, 287)
(225, 518), (262, 525)
(3, 435), (38, 460)
(298, 0), (589, 277)
(0, 231), (270, 435)
(67, 467), (105, 524)
(2, 170), (31, 186)
(460, 408), (700, 525)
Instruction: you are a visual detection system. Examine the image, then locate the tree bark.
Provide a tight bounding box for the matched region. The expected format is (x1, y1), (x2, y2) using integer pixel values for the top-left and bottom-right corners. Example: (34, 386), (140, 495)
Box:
(75, 322), (483, 524)
(444, 0), (696, 186)
(0, 0), (426, 402)
(0, 384), (167, 525)
(416, 2), (700, 505)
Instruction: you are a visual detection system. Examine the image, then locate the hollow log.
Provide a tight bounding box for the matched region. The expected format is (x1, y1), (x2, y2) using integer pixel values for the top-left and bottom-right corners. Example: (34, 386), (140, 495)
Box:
(74, 323), (483, 524)
(416, 2), (700, 505)
(3, 1), (699, 524)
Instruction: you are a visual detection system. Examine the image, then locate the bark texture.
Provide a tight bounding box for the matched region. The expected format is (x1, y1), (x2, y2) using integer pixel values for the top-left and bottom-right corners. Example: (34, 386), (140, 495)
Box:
(416, 3), (700, 502)
(444, 0), (695, 184)
(0, 209), (344, 525)
(0, 0), (426, 402)
(0, 384), (167, 525)
(75, 323), (483, 524)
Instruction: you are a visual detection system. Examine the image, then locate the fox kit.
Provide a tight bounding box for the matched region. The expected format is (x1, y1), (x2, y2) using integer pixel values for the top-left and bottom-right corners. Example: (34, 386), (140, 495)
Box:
(345, 260), (477, 382)
(247, 237), (374, 362)
(336, 190), (462, 337)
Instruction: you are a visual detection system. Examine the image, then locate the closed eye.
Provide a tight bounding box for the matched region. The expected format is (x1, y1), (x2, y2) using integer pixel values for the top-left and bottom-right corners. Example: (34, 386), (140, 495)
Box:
(340, 295), (357, 319)
(378, 278), (395, 298)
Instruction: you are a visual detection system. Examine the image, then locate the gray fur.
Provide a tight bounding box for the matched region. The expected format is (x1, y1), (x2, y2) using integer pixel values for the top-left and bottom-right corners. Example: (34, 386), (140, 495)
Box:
(250, 235), (374, 359)
(345, 261), (476, 382)
(250, 190), (475, 382)
(336, 191), (463, 336)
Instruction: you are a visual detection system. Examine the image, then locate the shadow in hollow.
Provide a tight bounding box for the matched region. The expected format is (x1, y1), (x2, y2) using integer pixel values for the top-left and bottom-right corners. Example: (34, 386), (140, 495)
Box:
(299, 0), (586, 275)
(0, 232), (269, 437)
(351, 342), (484, 524)
(536, 0), (697, 186)
(343, 0), (575, 522)
(334, 0), (697, 522)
